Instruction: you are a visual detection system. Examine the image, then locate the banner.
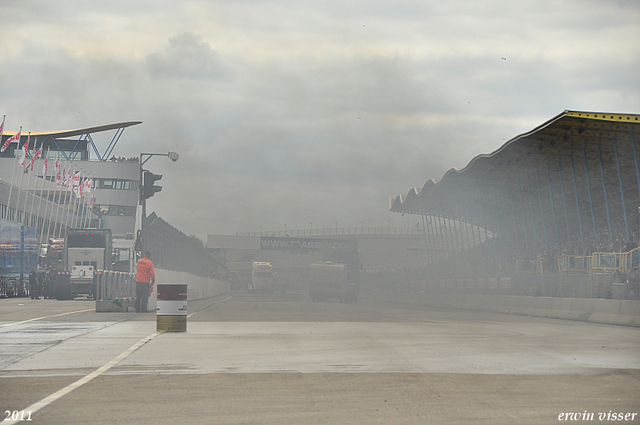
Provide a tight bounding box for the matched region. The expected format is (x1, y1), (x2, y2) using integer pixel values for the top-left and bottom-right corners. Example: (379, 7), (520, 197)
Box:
(259, 237), (351, 252)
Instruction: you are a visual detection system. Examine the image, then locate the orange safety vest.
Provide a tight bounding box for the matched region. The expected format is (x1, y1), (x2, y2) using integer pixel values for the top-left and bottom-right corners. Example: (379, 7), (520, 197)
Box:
(136, 257), (156, 283)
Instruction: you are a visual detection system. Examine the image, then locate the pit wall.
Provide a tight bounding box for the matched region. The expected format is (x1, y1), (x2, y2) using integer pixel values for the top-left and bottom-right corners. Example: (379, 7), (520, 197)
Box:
(363, 290), (640, 327)
(147, 269), (230, 312)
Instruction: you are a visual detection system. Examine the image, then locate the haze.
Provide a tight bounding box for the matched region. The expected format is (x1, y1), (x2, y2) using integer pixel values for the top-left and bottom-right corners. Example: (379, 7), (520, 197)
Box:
(1, 0), (639, 237)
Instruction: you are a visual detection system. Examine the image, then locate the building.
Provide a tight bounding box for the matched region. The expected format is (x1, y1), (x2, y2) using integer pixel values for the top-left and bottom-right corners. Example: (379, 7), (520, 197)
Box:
(0, 122), (142, 241)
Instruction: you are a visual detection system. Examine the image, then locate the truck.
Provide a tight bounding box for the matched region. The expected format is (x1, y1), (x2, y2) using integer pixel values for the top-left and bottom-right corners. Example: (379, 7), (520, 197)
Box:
(309, 239), (360, 303)
(0, 219), (38, 297)
(228, 270), (250, 291)
(251, 261), (275, 293)
(49, 228), (113, 300)
(112, 234), (136, 273)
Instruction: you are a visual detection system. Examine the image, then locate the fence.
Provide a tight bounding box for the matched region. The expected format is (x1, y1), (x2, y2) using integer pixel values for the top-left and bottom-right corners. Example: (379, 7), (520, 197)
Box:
(143, 212), (223, 279)
(557, 255), (593, 274)
(237, 226), (427, 237)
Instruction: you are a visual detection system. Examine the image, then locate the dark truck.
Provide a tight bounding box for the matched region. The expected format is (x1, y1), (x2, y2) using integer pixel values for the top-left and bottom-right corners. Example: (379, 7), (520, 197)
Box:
(309, 240), (360, 303)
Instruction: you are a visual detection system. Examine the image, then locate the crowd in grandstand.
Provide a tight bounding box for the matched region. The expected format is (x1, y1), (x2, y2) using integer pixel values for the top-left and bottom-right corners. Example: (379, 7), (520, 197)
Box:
(109, 156), (139, 162)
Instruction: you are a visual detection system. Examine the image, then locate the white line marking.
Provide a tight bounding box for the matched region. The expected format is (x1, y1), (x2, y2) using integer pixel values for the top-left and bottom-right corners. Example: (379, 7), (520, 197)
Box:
(0, 308), (95, 328)
(3, 330), (164, 425)
(187, 295), (232, 318)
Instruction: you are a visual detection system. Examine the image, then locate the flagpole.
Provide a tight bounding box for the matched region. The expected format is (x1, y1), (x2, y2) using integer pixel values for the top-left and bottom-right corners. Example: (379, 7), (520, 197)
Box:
(68, 166), (78, 231)
(70, 168), (77, 229)
(80, 172), (89, 229)
(44, 152), (58, 243)
(78, 170), (85, 229)
(80, 173), (87, 229)
(86, 175), (94, 228)
(51, 154), (65, 239)
(75, 168), (83, 228)
(7, 126), (22, 222)
(61, 162), (74, 237)
(42, 150), (55, 244)
(27, 139), (41, 229)
(21, 136), (36, 226)
(14, 132), (29, 224)
(36, 147), (49, 243)
(6, 148), (20, 221)
(58, 161), (70, 238)
(72, 168), (81, 229)
(0, 115), (5, 158)
(14, 161), (25, 224)
(88, 181), (96, 229)
(50, 153), (61, 239)
(85, 175), (93, 228)
(62, 165), (74, 234)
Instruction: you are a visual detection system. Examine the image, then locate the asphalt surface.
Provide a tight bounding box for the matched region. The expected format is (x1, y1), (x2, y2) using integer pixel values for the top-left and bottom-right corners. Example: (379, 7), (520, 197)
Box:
(1, 291), (639, 424)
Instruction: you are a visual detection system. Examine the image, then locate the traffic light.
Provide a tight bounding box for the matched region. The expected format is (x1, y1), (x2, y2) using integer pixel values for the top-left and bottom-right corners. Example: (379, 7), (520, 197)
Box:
(142, 170), (163, 200)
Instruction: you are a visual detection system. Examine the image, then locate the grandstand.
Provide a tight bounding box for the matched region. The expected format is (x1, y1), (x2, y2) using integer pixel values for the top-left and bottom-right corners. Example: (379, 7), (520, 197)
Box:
(390, 110), (640, 299)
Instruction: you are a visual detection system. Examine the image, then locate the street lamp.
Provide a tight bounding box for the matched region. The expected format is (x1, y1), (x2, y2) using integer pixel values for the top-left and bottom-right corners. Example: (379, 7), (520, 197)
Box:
(138, 151), (179, 255)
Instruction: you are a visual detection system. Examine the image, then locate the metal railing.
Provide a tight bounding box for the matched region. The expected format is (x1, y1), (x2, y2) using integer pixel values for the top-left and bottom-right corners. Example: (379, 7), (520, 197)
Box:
(96, 270), (136, 300)
(592, 248), (639, 273)
(238, 226), (427, 237)
(559, 248), (639, 274)
(557, 255), (593, 274)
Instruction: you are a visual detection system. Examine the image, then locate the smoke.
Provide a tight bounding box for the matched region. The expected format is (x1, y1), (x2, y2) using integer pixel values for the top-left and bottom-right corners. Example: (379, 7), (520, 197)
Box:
(1, 0), (639, 237)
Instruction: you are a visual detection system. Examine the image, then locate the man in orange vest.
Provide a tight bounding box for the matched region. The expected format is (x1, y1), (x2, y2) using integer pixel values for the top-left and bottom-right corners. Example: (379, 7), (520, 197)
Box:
(135, 251), (155, 313)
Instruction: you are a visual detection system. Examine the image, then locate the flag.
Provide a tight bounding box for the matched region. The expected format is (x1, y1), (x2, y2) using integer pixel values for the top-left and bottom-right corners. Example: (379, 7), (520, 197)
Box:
(42, 154), (48, 177)
(54, 154), (61, 186)
(89, 187), (96, 209)
(20, 133), (30, 167)
(28, 142), (42, 172)
(63, 166), (72, 187)
(0, 116), (5, 147)
(83, 177), (92, 197)
(76, 176), (84, 199)
(71, 171), (81, 195)
(1, 125), (18, 153)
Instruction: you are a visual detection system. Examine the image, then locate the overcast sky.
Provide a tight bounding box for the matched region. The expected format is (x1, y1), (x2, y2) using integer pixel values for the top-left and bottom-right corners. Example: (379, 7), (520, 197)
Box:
(1, 0), (639, 238)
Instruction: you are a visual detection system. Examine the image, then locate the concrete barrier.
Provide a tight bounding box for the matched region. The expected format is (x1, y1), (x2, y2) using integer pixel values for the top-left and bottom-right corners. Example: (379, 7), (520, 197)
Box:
(147, 269), (230, 312)
(95, 298), (135, 312)
(362, 290), (640, 327)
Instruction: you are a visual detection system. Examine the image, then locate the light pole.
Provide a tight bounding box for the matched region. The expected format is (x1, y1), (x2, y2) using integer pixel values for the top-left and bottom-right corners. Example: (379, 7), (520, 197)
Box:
(138, 151), (179, 255)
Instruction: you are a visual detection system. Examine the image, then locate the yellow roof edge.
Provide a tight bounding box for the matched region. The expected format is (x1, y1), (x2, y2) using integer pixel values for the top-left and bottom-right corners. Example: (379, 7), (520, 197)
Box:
(0, 121), (143, 138)
(565, 110), (640, 123)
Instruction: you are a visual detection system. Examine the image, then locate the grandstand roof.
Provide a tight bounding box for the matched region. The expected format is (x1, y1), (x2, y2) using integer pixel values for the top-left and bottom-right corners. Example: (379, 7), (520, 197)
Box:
(1, 121), (142, 138)
(390, 110), (640, 254)
(0, 121), (142, 161)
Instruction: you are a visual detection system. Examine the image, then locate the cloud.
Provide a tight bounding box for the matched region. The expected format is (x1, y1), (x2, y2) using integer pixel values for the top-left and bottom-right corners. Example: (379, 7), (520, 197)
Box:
(145, 32), (228, 80)
(0, 0), (639, 238)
